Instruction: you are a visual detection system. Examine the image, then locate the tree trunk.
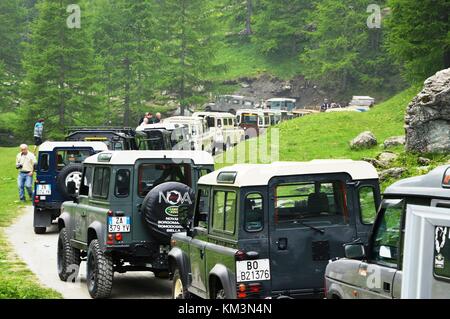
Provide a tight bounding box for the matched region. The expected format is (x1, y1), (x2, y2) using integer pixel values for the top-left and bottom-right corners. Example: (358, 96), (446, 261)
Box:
(245, 0), (253, 35)
(179, 0), (187, 116)
(58, 0), (65, 129)
(123, 57), (131, 126)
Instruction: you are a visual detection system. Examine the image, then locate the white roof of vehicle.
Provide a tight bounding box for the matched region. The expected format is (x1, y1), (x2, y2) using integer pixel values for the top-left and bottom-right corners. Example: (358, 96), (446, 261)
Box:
(84, 150), (214, 165)
(164, 116), (204, 124)
(266, 98), (296, 102)
(352, 96), (374, 100)
(193, 112), (235, 118)
(136, 123), (185, 131)
(39, 141), (108, 152)
(199, 160), (378, 187)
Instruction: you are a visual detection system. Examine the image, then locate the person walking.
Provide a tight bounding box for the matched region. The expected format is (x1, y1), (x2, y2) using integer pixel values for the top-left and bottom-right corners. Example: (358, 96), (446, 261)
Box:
(16, 144), (36, 202)
(33, 118), (44, 152)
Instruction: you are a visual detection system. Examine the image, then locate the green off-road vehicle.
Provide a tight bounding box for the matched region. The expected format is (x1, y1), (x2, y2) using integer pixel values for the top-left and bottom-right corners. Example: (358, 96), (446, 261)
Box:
(169, 160), (381, 299)
(56, 150), (214, 298)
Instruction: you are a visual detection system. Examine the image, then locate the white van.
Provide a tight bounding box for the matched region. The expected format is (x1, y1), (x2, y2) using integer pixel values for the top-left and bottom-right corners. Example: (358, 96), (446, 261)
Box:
(193, 112), (245, 151)
(163, 116), (215, 154)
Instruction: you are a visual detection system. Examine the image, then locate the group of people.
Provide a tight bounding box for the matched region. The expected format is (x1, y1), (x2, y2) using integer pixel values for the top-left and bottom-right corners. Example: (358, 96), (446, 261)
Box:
(320, 99), (342, 112)
(139, 112), (162, 125)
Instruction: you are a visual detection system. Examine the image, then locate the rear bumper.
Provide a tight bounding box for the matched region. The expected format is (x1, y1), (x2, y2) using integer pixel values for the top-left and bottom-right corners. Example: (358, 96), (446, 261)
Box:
(34, 201), (62, 210)
(105, 242), (169, 270)
(270, 288), (324, 299)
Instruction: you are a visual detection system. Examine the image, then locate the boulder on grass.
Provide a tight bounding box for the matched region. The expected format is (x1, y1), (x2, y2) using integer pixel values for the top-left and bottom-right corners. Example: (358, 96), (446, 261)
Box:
(350, 131), (377, 150)
(383, 136), (405, 148)
(379, 167), (406, 181)
(377, 152), (398, 167)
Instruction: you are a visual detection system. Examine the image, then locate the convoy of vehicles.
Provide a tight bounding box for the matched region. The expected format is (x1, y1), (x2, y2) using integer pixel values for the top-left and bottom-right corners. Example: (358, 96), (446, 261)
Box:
(169, 160), (380, 299)
(193, 112), (245, 151)
(57, 150), (214, 298)
(325, 165), (450, 299)
(33, 141), (108, 234)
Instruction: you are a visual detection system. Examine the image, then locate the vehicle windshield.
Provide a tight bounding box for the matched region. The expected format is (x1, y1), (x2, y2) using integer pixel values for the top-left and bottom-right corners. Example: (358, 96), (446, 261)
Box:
(241, 114), (258, 125)
(138, 163), (191, 197)
(274, 181), (349, 226)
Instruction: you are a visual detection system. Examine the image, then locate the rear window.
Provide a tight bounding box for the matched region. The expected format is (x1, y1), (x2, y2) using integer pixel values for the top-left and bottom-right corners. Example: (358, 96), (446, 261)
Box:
(138, 164), (191, 197)
(274, 181), (349, 226)
(212, 190), (237, 234)
(92, 167), (110, 199)
(244, 193), (264, 232)
(56, 149), (92, 171)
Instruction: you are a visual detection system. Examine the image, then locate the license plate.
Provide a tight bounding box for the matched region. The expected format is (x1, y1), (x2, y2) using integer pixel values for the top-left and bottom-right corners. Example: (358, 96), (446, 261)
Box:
(236, 258), (271, 282)
(36, 184), (51, 195)
(108, 216), (131, 233)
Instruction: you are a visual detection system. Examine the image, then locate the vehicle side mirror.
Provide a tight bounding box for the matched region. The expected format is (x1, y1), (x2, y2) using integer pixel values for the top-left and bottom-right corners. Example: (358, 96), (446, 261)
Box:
(67, 181), (77, 198)
(344, 243), (366, 260)
(178, 204), (193, 229)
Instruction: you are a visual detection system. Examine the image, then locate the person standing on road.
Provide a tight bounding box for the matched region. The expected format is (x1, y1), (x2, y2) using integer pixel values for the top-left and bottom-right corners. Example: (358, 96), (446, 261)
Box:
(33, 118), (44, 152)
(16, 144), (37, 202)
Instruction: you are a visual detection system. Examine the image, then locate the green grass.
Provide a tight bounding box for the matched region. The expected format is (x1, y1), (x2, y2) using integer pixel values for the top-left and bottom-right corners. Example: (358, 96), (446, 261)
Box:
(0, 147), (61, 299)
(215, 86), (450, 189)
(211, 42), (302, 81)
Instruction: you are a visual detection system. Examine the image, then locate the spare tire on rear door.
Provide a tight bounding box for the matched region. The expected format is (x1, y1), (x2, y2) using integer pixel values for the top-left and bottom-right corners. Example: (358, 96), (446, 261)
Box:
(56, 164), (83, 200)
(142, 182), (195, 245)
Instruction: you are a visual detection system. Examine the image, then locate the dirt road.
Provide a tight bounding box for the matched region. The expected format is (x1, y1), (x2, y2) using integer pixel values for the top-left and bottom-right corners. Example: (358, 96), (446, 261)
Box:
(5, 206), (172, 299)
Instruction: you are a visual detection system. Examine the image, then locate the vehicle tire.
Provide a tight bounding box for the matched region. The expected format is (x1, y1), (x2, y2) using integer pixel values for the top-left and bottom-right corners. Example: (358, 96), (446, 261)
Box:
(56, 164), (83, 200)
(86, 239), (113, 299)
(142, 182), (195, 245)
(172, 268), (190, 299)
(57, 228), (81, 282)
(34, 226), (46, 234)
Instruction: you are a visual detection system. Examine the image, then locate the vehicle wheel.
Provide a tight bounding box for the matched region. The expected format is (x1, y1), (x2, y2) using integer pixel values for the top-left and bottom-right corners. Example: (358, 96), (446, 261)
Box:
(34, 226), (46, 234)
(172, 268), (190, 299)
(86, 239), (114, 299)
(215, 288), (226, 299)
(56, 164), (83, 199)
(57, 228), (81, 282)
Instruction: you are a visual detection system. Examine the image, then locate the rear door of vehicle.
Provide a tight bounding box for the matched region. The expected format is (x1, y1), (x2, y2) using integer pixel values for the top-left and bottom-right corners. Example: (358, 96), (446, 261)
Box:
(268, 173), (357, 293)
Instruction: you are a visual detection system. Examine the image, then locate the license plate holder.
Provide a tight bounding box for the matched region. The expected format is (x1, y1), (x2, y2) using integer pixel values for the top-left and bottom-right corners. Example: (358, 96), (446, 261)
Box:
(108, 216), (131, 233)
(36, 184), (51, 195)
(236, 258), (271, 282)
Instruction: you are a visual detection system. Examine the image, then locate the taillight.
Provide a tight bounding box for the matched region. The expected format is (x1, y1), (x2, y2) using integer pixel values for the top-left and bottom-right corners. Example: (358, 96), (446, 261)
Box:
(115, 233), (123, 241)
(106, 234), (113, 245)
(34, 196), (39, 203)
(107, 210), (114, 216)
(236, 283), (262, 299)
(235, 250), (246, 261)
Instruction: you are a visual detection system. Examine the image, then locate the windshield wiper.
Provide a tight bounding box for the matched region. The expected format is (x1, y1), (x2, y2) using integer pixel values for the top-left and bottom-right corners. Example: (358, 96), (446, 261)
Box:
(301, 222), (325, 234)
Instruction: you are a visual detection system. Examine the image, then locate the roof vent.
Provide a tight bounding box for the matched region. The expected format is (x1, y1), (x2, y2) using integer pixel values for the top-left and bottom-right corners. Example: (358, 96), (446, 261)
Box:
(217, 172), (237, 184)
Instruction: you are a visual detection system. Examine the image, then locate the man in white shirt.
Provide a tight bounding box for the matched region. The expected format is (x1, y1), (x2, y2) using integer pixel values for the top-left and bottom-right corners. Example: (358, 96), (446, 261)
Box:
(16, 144), (37, 202)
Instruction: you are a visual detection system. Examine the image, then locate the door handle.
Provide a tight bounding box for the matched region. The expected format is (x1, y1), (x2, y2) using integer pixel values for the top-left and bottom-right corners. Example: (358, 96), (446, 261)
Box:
(81, 211), (87, 217)
(199, 249), (204, 259)
(383, 282), (391, 292)
(276, 238), (288, 250)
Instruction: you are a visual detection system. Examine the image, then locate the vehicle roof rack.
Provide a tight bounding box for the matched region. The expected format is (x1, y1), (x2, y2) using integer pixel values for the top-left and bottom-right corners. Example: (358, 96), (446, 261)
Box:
(65, 126), (135, 135)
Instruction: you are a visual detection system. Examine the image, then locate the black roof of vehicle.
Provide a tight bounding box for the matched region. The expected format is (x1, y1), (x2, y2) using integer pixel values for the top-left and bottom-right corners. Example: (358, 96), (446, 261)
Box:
(65, 126), (136, 138)
(384, 165), (450, 199)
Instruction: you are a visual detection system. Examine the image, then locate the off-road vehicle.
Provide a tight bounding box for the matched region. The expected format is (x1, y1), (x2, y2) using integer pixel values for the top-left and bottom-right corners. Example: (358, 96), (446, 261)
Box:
(135, 123), (190, 151)
(204, 95), (258, 114)
(33, 141), (108, 234)
(65, 126), (138, 150)
(57, 150), (214, 299)
(325, 165), (450, 299)
(169, 160), (381, 299)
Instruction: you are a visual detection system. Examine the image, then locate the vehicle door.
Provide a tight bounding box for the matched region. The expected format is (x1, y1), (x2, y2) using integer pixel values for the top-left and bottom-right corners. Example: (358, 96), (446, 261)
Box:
(188, 186), (211, 293)
(358, 199), (404, 299)
(35, 152), (54, 202)
(73, 166), (94, 242)
(355, 182), (381, 243)
(268, 174), (356, 292)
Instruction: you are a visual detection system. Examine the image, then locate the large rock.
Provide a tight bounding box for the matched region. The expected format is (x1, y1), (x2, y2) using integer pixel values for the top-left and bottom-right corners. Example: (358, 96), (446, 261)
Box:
(379, 167), (406, 181)
(405, 68), (450, 153)
(377, 152), (398, 167)
(350, 131), (377, 150)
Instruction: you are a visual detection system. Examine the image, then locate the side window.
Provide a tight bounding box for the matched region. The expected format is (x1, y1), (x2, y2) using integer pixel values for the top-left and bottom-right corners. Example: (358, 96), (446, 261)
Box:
(244, 193), (264, 232)
(371, 203), (403, 267)
(92, 167), (110, 199)
(359, 186), (377, 224)
(79, 166), (93, 196)
(195, 188), (210, 228)
(212, 190), (237, 234)
(217, 119), (222, 127)
(115, 169), (130, 198)
(39, 153), (49, 171)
